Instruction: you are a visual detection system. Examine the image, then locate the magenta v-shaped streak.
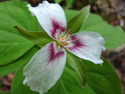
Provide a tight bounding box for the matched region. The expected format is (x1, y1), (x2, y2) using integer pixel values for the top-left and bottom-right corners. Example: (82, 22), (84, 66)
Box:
(50, 19), (66, 39)
(67, 35), (86, 51)
(47, 43), (65, 65)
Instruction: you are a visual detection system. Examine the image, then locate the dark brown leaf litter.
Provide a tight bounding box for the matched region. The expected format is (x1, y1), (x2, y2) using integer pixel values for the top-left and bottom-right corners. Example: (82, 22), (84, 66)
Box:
(0, 73), (14, 91)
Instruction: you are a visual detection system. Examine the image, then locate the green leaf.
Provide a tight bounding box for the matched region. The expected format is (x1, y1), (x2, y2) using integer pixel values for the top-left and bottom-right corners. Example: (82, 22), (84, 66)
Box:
(66, 52), (86, 86)
(0, 46), (39, 77)
(12, 58), (122, 94)
(11, 61), (38, 94)
(14, 26), (52, 47)
(67, 5), (90, 34)
(83, 58), (123, 94)
(0, 30), (34, 66)
(0, 1), (40, 65)
(65, 10), (125, 49)
(0, 92), (10, 94)
(55, 0), (62, 3)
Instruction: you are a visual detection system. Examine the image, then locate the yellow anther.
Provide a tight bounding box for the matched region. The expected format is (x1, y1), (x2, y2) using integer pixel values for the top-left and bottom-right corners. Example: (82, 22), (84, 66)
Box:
(57, 38), (67, 46)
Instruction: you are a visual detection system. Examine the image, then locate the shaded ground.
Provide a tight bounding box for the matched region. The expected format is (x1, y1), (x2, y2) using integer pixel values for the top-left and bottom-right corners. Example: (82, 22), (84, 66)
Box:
(0, 0), (125, 93)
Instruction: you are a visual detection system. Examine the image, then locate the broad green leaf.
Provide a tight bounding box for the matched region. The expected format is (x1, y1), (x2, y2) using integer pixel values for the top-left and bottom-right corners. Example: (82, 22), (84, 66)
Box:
(0, 30), (34, 66)
(0, 1), (40, 65)
(66, 52), (86, 86)
(11, 61), (38, 94)
(14, 26), (52, 47)
(0, 1), (40, 32)
(11, 58), (122, 94)
(67, 5), (90, 34)
(65, 10), (125, 49)
(55, 0), (62, 3)
(0, 46), (39, 77)
(83, 58), (123, 94)
(0, 92), (10, 94)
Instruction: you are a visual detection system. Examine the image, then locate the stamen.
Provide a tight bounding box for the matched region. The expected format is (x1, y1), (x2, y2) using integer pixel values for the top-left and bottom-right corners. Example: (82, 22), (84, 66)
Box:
(58, 38), (66, 46)
(67, 30), (72, 35)
(64, 30), (72, 38)
(65, 41), (71, 44)
(57, 30), (72, 46)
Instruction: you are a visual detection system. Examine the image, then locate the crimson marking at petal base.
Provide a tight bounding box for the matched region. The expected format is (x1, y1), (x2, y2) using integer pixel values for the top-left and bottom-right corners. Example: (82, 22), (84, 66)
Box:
(66, 30), (72, 36)
(50, 19), (66, 38)
(68, 35), (86, 51)
(48, 43), (65, 64)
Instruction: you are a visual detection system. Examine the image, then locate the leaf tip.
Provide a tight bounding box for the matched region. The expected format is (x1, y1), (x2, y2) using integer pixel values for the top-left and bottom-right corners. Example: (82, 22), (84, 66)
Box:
(82, 79), (86, 88)
(14, 26), (17, 28)
(14, 26), (20, 32)
(14, 26), (22, 33)
(85, 5), (91, 10)
(83, 85), (85, 88)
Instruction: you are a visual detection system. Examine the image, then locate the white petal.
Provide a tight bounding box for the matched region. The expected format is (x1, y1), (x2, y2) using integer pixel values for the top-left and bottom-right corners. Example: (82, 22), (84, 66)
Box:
(27, 1), (67, 39)
(65, 32), (105, 64)
(23, 42), (66, 94)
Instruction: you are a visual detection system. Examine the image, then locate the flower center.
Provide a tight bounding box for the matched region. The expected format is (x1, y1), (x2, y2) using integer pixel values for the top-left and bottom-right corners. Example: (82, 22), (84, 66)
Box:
(58, 38), (67, 46)
(57, 30), (72, 46)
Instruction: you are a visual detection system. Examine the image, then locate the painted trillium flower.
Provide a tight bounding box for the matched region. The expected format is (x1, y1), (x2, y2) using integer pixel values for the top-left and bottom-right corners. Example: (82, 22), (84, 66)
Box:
(23, 1), (105, 94)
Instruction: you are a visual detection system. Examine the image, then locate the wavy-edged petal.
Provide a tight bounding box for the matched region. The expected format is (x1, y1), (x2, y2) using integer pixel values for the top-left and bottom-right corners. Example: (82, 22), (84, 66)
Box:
(65, 32), (105, 64)
(23, 42), (66, 94)
(27, 1), (67, 39)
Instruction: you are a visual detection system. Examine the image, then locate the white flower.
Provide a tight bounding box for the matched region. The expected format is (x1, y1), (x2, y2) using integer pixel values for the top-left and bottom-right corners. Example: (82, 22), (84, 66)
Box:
(23, 1), (105, 94)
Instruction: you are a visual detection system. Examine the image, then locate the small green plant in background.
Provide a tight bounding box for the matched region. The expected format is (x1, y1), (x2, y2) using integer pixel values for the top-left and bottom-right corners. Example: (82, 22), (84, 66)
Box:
(55, 0), (62, 3)
(55, 0), (74, 8)
(54, 0), (96, 8)
(0, 0), (124, 94)
(89, 0), (96, 4)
